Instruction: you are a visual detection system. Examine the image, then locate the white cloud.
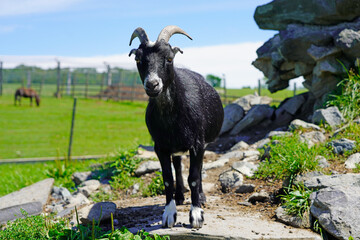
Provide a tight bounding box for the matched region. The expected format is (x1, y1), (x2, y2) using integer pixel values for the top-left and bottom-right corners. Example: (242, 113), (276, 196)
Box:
(0, 0), (83, 17)
(0, 25), (17, 33)
(1, 42), (305, 89)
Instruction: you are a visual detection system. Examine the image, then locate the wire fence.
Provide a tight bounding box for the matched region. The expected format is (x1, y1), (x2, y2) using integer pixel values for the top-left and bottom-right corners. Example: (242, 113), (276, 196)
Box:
(1, 64), (147, 101)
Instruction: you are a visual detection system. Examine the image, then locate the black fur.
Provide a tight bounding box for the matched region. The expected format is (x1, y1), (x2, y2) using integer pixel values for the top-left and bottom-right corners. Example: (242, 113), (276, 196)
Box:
(131, 38), (224, 228)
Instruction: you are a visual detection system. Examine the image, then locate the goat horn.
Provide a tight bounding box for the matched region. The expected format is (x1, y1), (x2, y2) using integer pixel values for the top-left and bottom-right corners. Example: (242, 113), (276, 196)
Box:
(129, 27), (150, 46)
(156, 25), (192, 43)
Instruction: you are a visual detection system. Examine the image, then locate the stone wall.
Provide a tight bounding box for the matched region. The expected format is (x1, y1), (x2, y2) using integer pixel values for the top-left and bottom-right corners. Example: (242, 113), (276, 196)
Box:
(253, 0), (360, 109)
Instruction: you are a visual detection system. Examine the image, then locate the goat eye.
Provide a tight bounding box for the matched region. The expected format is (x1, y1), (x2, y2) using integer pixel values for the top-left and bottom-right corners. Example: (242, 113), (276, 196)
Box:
(167, 58), (173, 63)
(135, 59), (141, 64)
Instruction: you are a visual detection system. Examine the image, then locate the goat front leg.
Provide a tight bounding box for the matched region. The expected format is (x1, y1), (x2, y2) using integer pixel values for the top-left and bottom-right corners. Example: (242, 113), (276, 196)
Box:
(172, 155), (185, 205)
(188, 145), (205, 228)
(156, 147), (177, 228)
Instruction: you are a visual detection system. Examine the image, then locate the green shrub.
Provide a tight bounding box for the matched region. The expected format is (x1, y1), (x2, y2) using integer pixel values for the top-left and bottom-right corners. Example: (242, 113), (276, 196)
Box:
(326, 64), (360, 121)
(142, 172), (165, 197)
(280, 184), (314, 218)
(255, 135), (320, 187)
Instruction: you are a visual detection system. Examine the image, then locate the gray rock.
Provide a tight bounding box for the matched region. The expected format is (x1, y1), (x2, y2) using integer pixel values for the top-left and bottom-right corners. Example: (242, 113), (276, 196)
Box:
(275, 206), (311, 228)
(266, 131), (292, 138)
(78, 180), (101, 197)
(57, 206), (75, 218)
(311, 186), (360, 239)
(312, 106), (345, 127)
(232, 94), (272, 112)
(289, 119), (321, 131)
(203, 158), (229, 171)
(59, 187), (72, 201)
(296, 173), (360, 190)
(131, 183), (140, 195)
(277, 94), (306, 116)
(230, 105), (274, 135)
(72, 171), (92, 185)
(335, 28), (360, 59)
(230, 141), (249, 151)
(345, 153), (360, 169)
(247, 190), (270, 204)
(243, 150), (260, 158)
(232, 162), (258, 178)
(252, 138), (271, 149)
(300, 131), (326, 147)
(235, 184), (255, 194)
(219, 170), (244, 193)
(76, 202), (117, 224)
(315, 156), (330, 168)
(0, 178), (54, 210)
(328, 138), (356, 154)
(307, 44), (341, 61)
(220, 104), (245, 135)
(0, 202), (43, 224)
(135, 161), (161, 176)
(65, 192), (90, 208)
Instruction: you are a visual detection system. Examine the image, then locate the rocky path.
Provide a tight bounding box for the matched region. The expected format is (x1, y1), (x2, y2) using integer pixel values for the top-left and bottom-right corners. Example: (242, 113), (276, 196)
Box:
(115, 194), (320, 240)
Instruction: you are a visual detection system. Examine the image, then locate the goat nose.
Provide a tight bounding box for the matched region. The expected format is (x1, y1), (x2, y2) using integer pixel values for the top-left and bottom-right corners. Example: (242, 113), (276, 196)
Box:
(146, 80), (159, 90)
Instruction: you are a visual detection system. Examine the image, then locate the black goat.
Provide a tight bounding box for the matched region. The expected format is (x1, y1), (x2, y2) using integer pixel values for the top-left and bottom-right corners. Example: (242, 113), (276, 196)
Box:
(129, 25), (224, 228)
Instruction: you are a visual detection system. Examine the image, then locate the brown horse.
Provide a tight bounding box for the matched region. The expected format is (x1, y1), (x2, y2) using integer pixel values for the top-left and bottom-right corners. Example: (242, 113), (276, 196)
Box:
(14, 88), (41, 107)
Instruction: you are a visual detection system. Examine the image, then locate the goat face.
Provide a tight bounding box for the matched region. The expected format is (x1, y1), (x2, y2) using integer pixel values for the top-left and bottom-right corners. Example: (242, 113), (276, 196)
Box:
(129, 26), (192, 98)
(134, 41), (176, 97)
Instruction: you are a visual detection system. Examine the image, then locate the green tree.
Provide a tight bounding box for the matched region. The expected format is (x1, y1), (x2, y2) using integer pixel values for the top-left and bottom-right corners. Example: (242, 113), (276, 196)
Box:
(206, 74), (222, 87)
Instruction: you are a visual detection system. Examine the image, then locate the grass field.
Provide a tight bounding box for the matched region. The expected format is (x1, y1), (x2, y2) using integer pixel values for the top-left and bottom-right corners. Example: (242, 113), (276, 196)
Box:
(0, 94), (150, 159)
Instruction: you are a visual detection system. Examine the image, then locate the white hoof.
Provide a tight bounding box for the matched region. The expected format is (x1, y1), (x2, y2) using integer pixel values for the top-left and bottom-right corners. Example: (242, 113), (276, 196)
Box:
(190, 205), (204, 228)
(162, 199), (177, 228)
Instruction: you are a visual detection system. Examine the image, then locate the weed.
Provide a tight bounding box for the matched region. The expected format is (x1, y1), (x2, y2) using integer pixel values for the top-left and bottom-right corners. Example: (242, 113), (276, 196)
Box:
(280, 184), (314, 218)
(0, 210), (69, 239)
(255, 134), (320, 187)
(109, 150), (143, 192)
(142, 172), (165, 197)
(326, 64), (360, 121)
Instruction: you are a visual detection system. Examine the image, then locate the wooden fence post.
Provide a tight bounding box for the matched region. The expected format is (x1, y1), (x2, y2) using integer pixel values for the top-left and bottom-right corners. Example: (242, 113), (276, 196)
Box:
(85, 71), (89, 98)
(55, 60), (61, 98)
(72, 73), (76, 98)
(222, 74), (227, 105)
(258, 79), (261, 96)
(27, 70), (31, 88)
(68, 98), (77, 160)
(293, 82), (297, 96)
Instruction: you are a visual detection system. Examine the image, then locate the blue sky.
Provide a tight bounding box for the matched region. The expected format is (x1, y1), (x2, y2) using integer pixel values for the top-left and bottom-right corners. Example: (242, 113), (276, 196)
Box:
(0, 0), (285, 88)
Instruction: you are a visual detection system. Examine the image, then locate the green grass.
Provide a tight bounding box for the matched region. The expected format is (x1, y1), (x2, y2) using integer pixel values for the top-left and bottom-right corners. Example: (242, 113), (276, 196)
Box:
(0, 158), (112, 197)
(0, 94), (150, 159)
(255, 134), (321, 187)
(218, 87), (307, 104)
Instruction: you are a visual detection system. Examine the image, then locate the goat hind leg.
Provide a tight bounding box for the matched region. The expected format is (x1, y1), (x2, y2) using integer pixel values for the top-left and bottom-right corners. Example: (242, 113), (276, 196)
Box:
(188, 146), (205, 228)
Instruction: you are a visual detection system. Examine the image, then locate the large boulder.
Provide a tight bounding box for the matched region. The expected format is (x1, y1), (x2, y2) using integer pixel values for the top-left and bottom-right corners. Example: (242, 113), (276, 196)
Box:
(254, 0), (360, 30)
(311, 186), (360, 239)
(253, 0), (360, 109)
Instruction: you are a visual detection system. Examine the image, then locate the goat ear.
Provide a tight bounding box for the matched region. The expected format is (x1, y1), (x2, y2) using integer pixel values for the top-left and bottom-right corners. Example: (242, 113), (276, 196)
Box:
(129, 49), (137, 57)
(173, 47), (183, 55)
